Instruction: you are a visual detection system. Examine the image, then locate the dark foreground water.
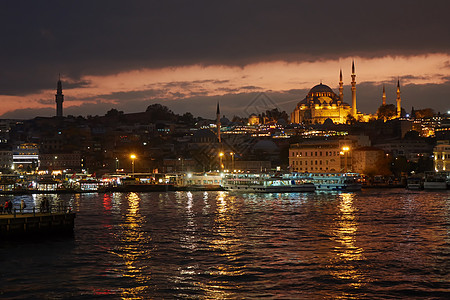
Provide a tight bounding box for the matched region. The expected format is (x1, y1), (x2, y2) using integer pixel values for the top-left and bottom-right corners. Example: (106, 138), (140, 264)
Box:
(0, 189), (449, 299)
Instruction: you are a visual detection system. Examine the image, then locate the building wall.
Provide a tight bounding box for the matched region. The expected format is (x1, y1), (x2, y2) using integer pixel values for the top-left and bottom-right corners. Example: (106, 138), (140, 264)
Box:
(374, 139), (433, 161)
(289, 144), (341, 172)
(39, 152), (82, 170)
(0, 150), (12, 169)
(289, 140), (358, 173)
(233, 161), (271, 173)
(433, 142), (450, 172)
(352, 148), (386, 174)
(291, 106), (351, 124)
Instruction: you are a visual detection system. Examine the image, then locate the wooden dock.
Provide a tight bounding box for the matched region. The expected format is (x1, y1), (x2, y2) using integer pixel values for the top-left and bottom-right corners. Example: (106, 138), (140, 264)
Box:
(0, 211), (76, 238)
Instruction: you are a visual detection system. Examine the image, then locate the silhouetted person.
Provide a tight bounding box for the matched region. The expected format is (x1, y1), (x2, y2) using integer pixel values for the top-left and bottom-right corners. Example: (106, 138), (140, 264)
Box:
(7, 200), (13, 214)
(20, 199), (26, 214)
(41, 197), (50, 213)
(45, 197), (50, 213)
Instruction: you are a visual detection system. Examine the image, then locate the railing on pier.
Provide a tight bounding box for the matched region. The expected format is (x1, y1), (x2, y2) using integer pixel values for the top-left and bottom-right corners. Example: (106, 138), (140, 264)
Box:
(0, 206), (76, 238)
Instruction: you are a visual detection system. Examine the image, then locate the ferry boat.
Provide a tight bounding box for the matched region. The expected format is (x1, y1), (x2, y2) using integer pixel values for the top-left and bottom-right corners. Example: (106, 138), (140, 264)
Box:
(423, 171), (449, 190)
(294, 172), (362, 191)
(406, 176), (423, 190)
(173, 172), (223, 191)
(222, 173), (316, 193)
(100, 173), (174, 192)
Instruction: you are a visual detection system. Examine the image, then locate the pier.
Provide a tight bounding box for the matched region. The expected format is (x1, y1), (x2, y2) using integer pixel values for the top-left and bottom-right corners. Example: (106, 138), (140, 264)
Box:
(0, 210), (76, 238)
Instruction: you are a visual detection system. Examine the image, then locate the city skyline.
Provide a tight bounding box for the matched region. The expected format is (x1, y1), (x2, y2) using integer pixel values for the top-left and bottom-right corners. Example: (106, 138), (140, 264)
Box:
(0, 1), (449, 119)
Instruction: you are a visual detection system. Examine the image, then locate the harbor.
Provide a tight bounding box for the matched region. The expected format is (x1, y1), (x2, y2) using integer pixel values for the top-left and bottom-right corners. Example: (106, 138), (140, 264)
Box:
(1, 170), (450, 194)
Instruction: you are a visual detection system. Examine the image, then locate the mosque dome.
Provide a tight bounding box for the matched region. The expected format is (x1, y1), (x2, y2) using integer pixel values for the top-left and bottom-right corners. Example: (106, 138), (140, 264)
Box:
(308, 83), (334, 95)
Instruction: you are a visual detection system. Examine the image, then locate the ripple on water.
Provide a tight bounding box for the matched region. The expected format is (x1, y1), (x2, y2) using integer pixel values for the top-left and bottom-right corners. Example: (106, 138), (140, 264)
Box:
(0, 189), (449, 298)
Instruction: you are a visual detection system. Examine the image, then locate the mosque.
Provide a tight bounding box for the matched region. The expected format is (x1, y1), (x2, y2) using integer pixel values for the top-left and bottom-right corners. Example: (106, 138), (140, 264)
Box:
(290, 61), (402, 124)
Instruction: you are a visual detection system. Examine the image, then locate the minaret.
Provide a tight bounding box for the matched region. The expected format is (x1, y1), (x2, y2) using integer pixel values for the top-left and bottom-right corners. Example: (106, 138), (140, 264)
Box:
(216, 102), (221, 143)
(339, 69), (344, 103)
(382, 84), (386, 106)
(396, 79), (401, 118)
(55, 75), (64, 117)
(351, 60), (357, 117)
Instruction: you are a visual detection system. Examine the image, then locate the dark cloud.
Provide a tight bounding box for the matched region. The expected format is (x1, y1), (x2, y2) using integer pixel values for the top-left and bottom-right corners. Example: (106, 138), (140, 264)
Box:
(1, 0), (449, 95)
(36, 98), (55, 105)
(240, 86), (262, 90)
(98, 89), (166, 101)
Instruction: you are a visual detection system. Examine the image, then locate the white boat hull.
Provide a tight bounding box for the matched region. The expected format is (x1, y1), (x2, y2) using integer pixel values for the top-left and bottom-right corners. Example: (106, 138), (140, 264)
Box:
(423, 182), (448, 190)
(294, 172), (362, 192)
(223, 183), (316, 193)
(314, 183), (361, 191)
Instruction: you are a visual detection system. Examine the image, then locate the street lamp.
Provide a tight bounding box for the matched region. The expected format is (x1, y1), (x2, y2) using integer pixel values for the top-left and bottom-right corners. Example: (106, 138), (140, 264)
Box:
(341, 146), (350, 172)
(178, 157), (184, 173)
(229, 152), (235, 172)
(130, 154), (136, 176)
(219, 152), (224, 171)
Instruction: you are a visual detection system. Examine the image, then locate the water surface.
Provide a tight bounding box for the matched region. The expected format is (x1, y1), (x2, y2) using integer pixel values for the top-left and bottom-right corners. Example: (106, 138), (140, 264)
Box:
(0, 189), (449, 299)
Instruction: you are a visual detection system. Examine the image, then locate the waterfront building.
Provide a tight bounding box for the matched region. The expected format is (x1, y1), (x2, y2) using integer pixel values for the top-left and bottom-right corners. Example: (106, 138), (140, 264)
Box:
(434, 115), (450, 140)
(0, 147), (13, 170)
(290, 140), (353, 173)
(0, 120), (14, 144)
(433, 141), (450, 172)
(38, 152), (82, 172)
(352, 146), (388, 175)
(12, 143), (39, 171)
(373, 139), (433, 162)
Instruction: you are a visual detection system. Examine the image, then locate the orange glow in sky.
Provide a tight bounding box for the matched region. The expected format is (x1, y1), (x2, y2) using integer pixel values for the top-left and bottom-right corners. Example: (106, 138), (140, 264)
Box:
(1, 54), (449, 117)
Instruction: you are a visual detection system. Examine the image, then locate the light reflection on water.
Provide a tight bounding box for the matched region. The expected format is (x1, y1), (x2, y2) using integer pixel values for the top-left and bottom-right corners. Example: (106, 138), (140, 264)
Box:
(0, 189), (449, 299)
(330, 193), (367, 293)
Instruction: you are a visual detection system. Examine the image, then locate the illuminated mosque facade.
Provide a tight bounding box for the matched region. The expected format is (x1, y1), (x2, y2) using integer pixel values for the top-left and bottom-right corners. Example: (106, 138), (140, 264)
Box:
(290, 61), (402, 124)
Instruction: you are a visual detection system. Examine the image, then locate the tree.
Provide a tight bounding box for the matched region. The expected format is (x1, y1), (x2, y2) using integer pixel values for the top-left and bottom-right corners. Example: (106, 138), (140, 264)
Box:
(105, 108), (124, 117)
(145, 104), (176, 121)
(377, 104), (397, 121)
(414, 108), (435, 118)
(259, 108), (289, 124)
(180, 112), (195, 125)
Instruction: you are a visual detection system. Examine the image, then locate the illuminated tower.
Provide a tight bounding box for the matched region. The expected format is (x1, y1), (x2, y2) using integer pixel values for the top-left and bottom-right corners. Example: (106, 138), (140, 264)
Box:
(216, 102), (221, 143)
(339, 69), (344, 103)
(55, 75), (64, 117)
(396, 79), (402, 118)
(382, 84), (386, 106)
(351, 60), (357, 117)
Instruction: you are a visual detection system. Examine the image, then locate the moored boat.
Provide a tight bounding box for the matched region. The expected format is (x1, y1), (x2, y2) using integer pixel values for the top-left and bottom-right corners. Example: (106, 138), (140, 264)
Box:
(423, 171), (449, 190)
(406, 176), (423, 190)
(293, 172), (362, 191)
(222, 173), (316, 193)
(173, 172), (223, 191)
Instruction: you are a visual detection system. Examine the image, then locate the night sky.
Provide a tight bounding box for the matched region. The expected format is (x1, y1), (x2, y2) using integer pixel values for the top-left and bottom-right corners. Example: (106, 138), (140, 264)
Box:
(1, 0), (449, 119)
